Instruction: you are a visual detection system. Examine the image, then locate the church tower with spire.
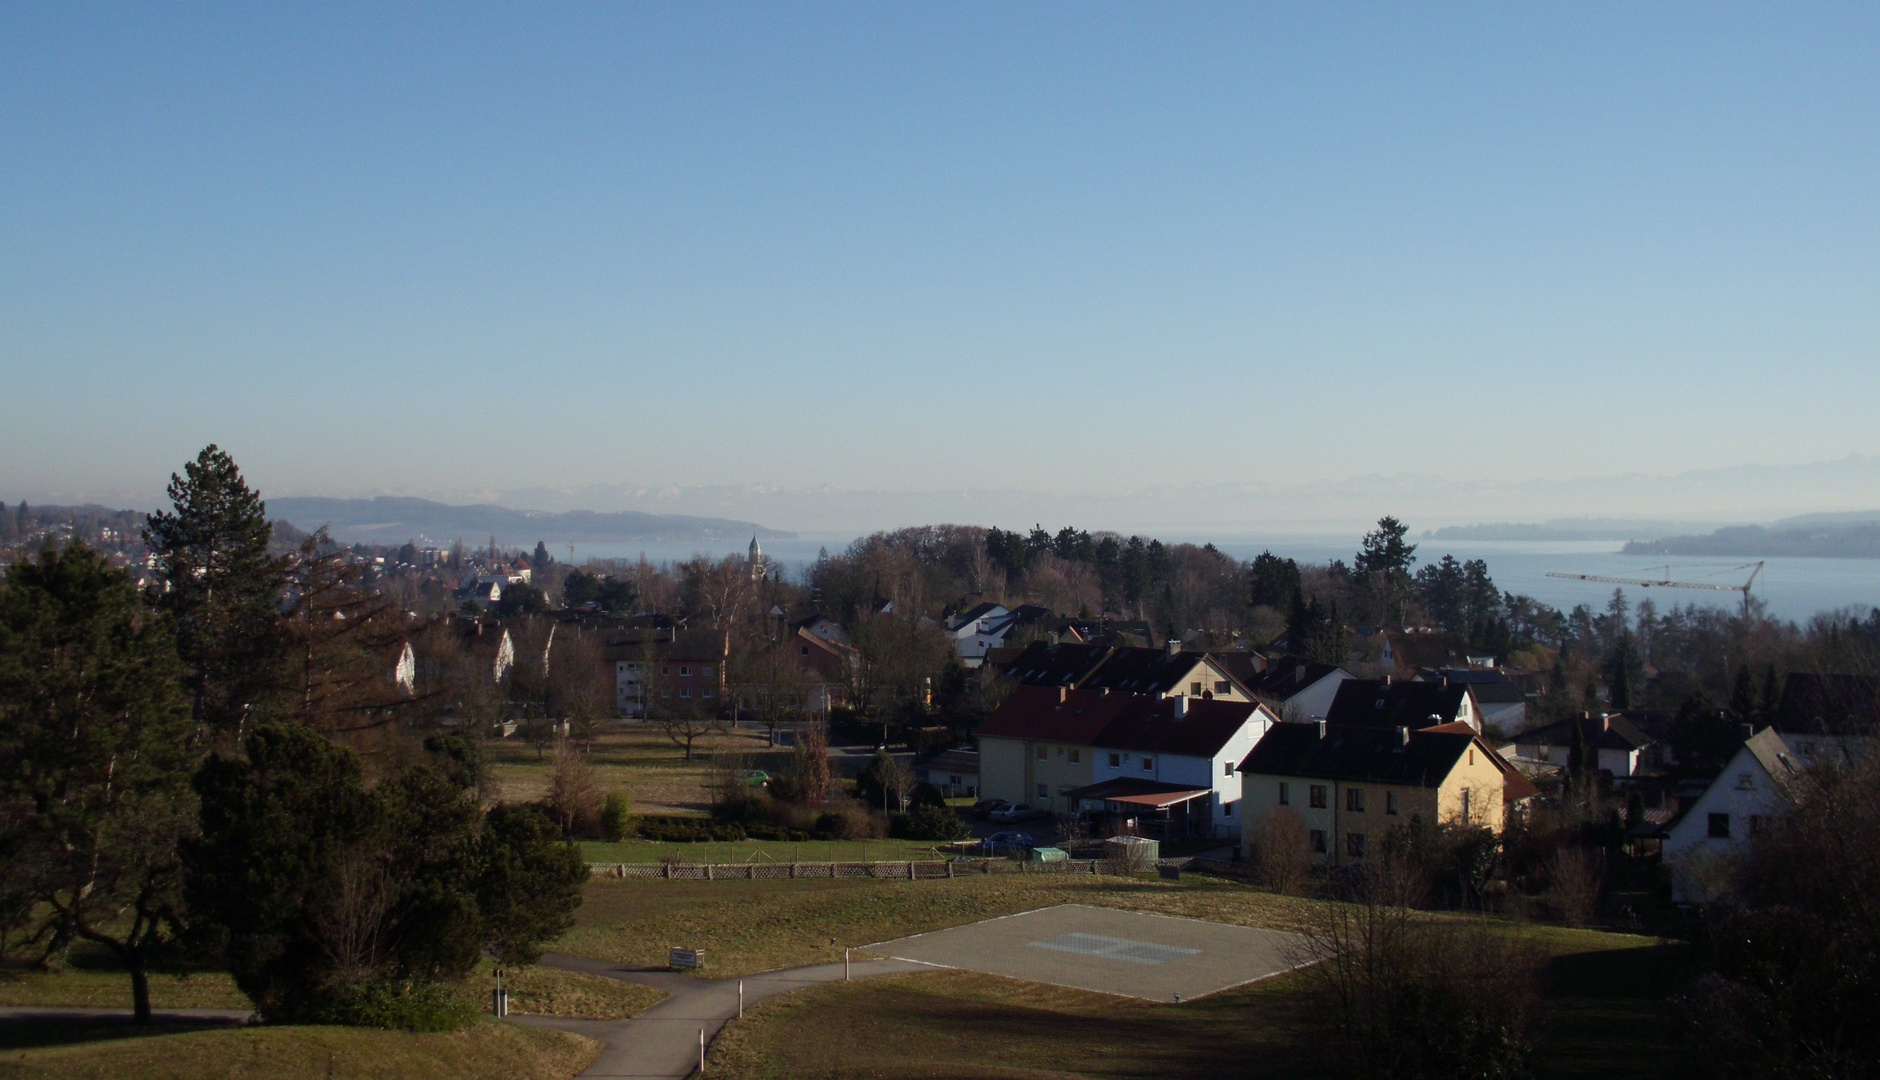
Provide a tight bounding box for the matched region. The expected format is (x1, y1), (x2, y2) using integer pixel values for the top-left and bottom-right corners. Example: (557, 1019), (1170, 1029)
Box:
(748, 533), (766, 581)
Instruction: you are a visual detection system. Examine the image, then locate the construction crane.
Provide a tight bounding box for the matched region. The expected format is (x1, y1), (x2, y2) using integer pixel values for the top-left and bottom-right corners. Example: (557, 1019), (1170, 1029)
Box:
(1546, 561), (1764, 622)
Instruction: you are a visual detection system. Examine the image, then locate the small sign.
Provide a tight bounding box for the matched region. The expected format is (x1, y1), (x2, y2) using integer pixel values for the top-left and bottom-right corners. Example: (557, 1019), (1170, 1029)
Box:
(669, 947), (702, 970)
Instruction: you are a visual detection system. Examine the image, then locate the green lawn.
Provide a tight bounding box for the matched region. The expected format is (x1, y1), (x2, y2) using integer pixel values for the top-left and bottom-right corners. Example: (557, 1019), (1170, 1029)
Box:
(0, 1019), (599, 1080)
(702, 930), (1685, 1080)
(578, 838), (965, 865)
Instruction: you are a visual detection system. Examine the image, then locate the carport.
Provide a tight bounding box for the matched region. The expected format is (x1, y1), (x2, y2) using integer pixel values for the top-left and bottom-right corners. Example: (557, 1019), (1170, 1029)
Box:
(1066, 778), (1212, 840)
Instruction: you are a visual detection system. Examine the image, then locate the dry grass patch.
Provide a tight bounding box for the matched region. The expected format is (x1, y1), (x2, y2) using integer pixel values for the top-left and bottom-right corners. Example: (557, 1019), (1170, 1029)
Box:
(703, 968), (1310, 1080)
(0, 1019), (600, 1080)
(700, 925), (1684, 1080)
(487, 724), (778, 816)
(559, 873), (1319, 977)
(474, 962), (665, 1020)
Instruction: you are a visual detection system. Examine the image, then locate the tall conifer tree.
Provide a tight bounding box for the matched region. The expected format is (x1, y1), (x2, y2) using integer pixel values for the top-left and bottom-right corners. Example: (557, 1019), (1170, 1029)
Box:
(143, 445), (284, 733)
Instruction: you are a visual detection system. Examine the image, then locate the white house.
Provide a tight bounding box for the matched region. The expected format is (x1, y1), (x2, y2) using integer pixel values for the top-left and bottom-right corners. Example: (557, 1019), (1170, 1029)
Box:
(1663, 728), (1864, 903)
(1070, 695), (1278, 840)
(1244, 657), (1355, 723)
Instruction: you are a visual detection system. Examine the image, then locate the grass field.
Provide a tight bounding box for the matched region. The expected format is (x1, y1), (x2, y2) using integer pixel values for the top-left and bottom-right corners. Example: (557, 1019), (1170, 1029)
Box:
(0, 1018), (600, 1080)
(560, 872), (1320, 977)
(486, 723), (786, 816)
(578, 838), (964, 864)
(0, 957), (663, 1023)
(702, 932), (1687, 1080)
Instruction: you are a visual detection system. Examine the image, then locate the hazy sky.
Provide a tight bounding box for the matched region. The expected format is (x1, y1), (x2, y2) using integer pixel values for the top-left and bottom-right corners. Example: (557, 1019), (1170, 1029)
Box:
(4, 4), (1877, 511)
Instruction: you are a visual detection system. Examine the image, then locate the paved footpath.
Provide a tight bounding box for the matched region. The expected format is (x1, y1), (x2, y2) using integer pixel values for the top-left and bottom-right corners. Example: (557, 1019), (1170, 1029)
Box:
(518, 952), (928, 1079)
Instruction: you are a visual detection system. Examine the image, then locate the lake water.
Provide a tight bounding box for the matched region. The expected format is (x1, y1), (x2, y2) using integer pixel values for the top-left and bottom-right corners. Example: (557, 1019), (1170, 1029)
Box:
(567, 534), (1880, 624)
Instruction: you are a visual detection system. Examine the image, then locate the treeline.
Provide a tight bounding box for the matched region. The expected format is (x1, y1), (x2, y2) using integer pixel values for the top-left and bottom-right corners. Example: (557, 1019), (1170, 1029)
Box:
(0, 447), (587, 1028)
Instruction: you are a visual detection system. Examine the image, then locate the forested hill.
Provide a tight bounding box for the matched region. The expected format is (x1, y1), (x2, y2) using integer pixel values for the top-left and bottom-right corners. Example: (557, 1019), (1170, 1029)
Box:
(265, 496), (790, 546)
(1625, 517), (1880, 559)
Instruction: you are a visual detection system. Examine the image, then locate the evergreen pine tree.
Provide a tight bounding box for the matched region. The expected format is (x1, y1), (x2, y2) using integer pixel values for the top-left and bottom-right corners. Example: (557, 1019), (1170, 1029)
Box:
(0, 544), (195, 1021)
(1727, 664), (1759, 730)
(143, 445), (285, 733)
(1760, 664), (1783, 729)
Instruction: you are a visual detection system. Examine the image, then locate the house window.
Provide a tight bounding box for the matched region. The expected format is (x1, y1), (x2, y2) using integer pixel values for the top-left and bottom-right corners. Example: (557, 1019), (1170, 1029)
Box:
(701, 687), (713, 699)
(1190, 682), (1203, 696)
(1309, 829), (1327, 854)
(1309, 785), (1327, 809)
(1068, 749), (1081, 764)
(1141, 757), (1154, 772)
(1347, 788), (1366, 813)
(1386, 791), (1398, 816)
(1708, 813), (1731, 839)
(680, 665), (689, 676)
(1223, 801), (1235, 817)
(1736, 773), (1755, 790)
(679, 687), (690, 698)
(801, 646), (810, 656)
(1347, 833), (1367, 858)
(1109, 753), (1121, 768)
(1037, 746), (1048, 761)
(1749, 814), (1768, 836)
(703, 665), (715, 678)
(1037, 784), (1049, 800)
(1215, 681), (1231, 695)
(661, 665), (670, 676)
(1223, 760), (1234, 776)
(1278, 782), (1290, 805)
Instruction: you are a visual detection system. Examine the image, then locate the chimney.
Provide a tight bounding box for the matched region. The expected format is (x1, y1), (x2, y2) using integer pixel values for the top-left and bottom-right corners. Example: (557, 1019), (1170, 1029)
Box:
(1383, 674), (1392, 686)
(1317, 720), (1328, 740)
(1057, 686), (1068, 703)
(1741, 723), (1755, 740)
(1440, 675), (1448, 687)
(1173, 696), (1188, 720)
(1397, 725), (1410, 746)
(1165, 639), (1181, 657)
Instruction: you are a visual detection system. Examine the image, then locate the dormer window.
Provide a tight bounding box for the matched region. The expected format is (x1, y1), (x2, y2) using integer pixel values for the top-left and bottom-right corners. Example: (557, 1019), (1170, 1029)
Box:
(1737, 772), (1755, 790)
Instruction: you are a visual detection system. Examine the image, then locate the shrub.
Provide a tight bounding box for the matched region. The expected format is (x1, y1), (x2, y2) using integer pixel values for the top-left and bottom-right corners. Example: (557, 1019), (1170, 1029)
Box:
(634, 815), (747, 842)
(891, 804), (970, 842)
(813, 800), (888, 840)
(548, 741), (604, 838)
(600, 790), (633, 843)
(305, 978), (478, 1032)
(908, 782), (947, 809)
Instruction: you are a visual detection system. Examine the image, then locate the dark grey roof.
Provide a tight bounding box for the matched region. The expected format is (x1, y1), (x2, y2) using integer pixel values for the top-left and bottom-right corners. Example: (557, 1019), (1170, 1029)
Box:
(1239, 723), (1475, 789)
(1323, 679), (1472, 730)
(1245, 656), (1345, 700)
(1421, 669), (1527, 705)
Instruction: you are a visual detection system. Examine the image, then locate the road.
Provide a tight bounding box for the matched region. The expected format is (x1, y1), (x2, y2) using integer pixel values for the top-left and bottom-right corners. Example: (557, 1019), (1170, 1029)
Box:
(518, 952), (928, 1078)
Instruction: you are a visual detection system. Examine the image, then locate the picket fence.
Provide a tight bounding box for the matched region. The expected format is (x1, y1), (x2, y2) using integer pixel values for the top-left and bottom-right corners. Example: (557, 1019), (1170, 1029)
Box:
(588, 858), (1110, 881)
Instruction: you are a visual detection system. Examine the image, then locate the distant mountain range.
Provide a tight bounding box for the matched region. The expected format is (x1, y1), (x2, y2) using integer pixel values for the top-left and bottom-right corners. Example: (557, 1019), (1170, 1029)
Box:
(1624, 512), (1880, 559)
(1424, 518), (1720, 542)
(265, 496), (790, 547)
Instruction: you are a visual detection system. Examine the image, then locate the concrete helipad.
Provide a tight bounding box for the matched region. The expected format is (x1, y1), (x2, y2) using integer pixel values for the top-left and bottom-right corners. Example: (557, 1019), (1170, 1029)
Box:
(865, 904), (1305, 1002)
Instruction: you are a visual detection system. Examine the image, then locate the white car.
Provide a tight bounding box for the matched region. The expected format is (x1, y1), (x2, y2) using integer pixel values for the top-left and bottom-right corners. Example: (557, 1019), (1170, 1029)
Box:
(989, 803), (1048, 823)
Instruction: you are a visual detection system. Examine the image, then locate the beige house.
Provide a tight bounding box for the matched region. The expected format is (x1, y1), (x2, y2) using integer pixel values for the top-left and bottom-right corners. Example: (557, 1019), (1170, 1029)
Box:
(977, 686), (1142, 813)
(1237, 722), (1536, 867)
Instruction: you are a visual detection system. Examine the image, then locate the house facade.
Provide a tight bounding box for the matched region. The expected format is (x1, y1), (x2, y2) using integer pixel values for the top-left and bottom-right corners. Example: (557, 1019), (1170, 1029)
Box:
(1238, 723), (1528, 867)
(1076, 695), (1276, 839)
(1245, 656), (1355, 723)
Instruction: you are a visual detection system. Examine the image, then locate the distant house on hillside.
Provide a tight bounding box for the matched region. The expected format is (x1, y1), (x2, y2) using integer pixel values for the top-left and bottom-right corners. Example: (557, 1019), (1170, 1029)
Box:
(604, 628), (727, 717)
(1500, 712), (1663, 778)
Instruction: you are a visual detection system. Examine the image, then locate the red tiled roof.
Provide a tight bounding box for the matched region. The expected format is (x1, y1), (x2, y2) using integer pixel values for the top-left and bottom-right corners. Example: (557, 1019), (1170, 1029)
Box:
(977, 685), (1138, 744)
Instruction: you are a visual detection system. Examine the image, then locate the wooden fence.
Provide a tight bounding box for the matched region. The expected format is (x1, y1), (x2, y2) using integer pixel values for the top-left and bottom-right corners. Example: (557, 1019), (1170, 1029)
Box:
(588, 858), (1110, 881)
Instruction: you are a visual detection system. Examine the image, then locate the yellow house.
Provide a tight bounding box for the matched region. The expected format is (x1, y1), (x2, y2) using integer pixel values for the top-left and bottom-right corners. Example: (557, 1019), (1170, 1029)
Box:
(1236, 722), (1534, 867)
(976, 685), (1139, 814)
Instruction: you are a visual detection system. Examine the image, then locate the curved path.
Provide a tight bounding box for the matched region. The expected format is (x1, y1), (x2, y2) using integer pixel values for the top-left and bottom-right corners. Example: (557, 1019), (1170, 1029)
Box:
(517, 952), (927, 1079)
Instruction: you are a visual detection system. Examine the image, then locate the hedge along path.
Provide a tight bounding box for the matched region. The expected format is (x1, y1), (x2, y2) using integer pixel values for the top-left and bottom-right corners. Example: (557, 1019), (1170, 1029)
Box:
(588, 858), (1109, 881)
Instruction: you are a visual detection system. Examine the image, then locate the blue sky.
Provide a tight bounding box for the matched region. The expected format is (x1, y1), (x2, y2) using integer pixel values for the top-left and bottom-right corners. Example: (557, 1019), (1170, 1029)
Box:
(3, 4), (1877, 517)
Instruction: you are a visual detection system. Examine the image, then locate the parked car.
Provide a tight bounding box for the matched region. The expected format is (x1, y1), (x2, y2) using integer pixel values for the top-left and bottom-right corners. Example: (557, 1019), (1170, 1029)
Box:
(981, 831), (1035, 856)
(990, 803), (1048, 823)
(970, 798), (1010, 820)
(740, 769), (770, 787)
